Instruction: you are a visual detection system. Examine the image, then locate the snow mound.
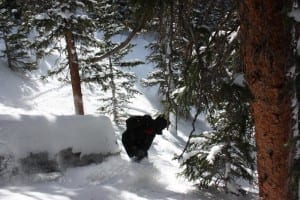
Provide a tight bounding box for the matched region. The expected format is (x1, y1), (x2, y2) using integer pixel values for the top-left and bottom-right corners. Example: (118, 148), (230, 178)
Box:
(0, 114), (120, 159)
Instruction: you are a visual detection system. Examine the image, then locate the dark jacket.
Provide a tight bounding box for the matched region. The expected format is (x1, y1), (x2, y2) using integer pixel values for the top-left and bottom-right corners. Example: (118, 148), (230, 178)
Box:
(122, 115), (167, 158)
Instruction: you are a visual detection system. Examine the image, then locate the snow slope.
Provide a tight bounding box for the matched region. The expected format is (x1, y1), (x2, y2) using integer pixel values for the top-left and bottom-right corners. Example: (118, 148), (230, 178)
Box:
(0, 35), (257, 200)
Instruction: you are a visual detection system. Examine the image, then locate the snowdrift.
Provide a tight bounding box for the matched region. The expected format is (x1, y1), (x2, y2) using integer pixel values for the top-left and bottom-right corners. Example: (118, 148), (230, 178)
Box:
(0, 114), (120, 173)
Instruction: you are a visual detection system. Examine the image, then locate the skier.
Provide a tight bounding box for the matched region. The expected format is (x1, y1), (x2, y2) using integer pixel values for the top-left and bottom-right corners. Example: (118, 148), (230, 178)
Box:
(122, 114), (168, 161)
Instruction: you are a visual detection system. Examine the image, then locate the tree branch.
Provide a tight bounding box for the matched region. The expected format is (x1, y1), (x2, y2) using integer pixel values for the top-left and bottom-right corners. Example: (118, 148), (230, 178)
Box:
(178, 107), (202, 159)
(90, 12), (148, 63)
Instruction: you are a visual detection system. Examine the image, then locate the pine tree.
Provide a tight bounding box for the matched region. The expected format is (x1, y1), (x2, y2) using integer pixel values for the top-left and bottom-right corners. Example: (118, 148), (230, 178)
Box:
(0, 0), (36, 71)
(95, 52), (141, 125)
(177, 84), (255, 193)
(143, 0), (203, 133)
(81, 1), (142, 125)
(239, 0), (295, 199)
(24, 0), (108, 115)
(140, 0), (257, 193)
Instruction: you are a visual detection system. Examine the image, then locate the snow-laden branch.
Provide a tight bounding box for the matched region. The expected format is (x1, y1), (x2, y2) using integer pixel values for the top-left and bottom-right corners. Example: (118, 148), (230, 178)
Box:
(90, 13), (148, 63)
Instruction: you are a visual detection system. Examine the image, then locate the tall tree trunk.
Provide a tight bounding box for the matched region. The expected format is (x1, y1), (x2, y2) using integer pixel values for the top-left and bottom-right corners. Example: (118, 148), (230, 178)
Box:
(65, 30), (84, 115)
(239, 1), (294, 199)
(4, 34), (13, 70)
(108, 56), (117, 122)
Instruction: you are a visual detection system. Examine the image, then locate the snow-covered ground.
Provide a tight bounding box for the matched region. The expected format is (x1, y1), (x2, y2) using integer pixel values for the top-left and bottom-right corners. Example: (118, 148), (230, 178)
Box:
(0, 35), (257, 200)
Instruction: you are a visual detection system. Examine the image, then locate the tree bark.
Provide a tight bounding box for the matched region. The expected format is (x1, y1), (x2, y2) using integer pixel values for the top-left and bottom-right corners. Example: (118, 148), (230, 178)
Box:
(239, 1), (294, 199)
(65, 30), (84, 115)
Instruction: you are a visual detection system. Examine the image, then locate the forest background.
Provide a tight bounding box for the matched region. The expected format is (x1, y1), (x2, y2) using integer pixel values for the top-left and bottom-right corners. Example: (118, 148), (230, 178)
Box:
(0, 1), (299, 200)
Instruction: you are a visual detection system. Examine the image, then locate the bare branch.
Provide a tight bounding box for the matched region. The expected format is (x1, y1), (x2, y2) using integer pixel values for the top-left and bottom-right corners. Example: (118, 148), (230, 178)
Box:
(178, 107), (202, 159)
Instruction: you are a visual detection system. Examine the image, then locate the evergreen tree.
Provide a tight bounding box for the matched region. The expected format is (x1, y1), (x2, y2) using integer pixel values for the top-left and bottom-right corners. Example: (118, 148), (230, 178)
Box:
(177, 84), (255, 193)
(143, 0), (237, 127)
(23, 0), (146, 116)
(95, 52), (141, 125)
(143, 0), (183, 133)
(0, 0), (36, 71)
(139, 0), (256, 193)
(24, 0), (107, 115)
(175, 0), (257, 193)
(239, 0), (295, 199)
(81, 1), (142, 125)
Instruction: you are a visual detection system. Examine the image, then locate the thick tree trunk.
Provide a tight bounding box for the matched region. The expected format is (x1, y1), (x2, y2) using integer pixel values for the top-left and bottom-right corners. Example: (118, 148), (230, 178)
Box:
(239, 1), (294, 199)
(65, 30), (84, 115)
